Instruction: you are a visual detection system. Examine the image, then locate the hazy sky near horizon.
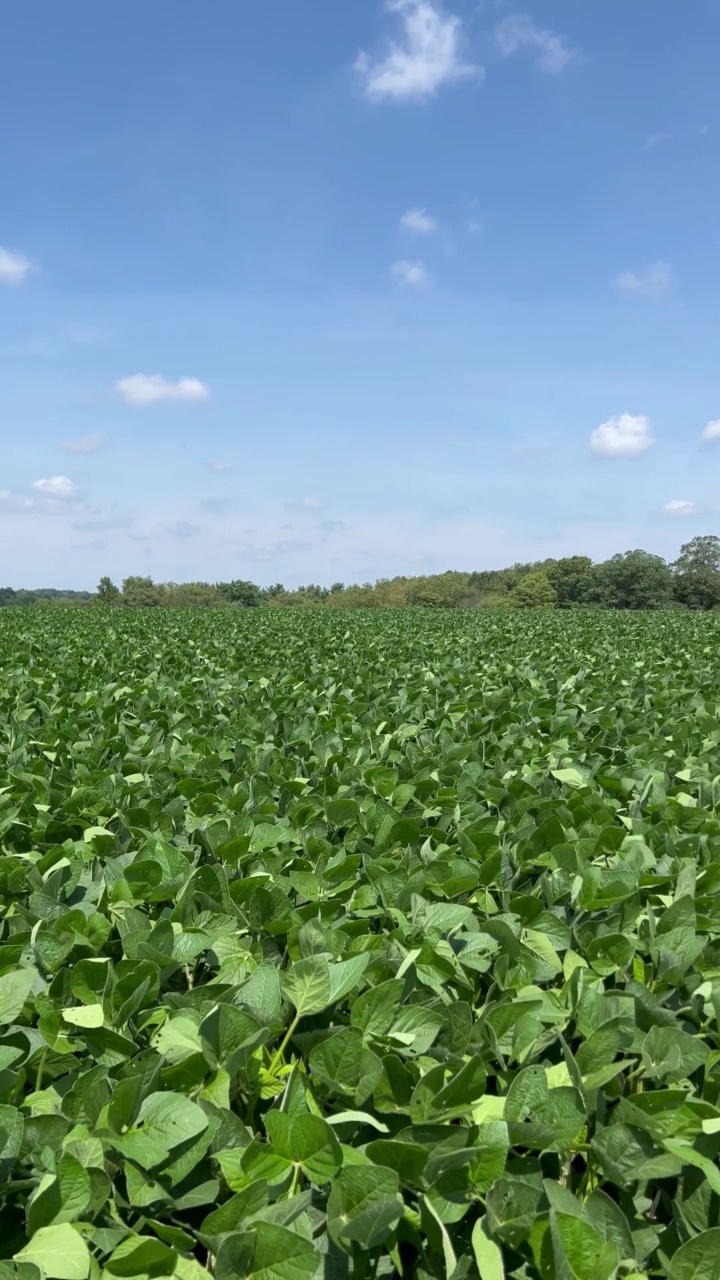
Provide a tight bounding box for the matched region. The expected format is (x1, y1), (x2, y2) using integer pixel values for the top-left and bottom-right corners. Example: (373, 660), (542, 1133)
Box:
(2, 0), (720, 589)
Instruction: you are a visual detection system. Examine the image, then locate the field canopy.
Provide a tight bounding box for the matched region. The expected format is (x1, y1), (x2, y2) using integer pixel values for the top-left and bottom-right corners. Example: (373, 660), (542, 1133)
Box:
(0, 606), (719, 1278)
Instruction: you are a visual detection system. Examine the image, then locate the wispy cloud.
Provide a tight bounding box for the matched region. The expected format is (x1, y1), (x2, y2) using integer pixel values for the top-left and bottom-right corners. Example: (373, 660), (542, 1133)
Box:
(390, 259), (430, 289)
(72, 516), (131, 532)
(662, 499), (698, 518)
(285, 496), (326, 511)
(495, 13), (578, 73)
(700, 419), (720, 446)
(165, 520), (202, 539)
(63, 432), (109, 454)
(645, 131), (676, 149)
(116, 374), (210, 406)
(400, 207), (438, 234)
(356, 0), (483, 102)
(0, 246), (33, 285)
(589, 413), (655, 458)
(206, 459), (233, 473)
(613, 261), (671, 303)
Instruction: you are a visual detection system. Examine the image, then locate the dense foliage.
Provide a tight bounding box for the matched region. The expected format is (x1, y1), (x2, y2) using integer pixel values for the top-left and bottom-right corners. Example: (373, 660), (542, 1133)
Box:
(1, 606), (720, 1279)
(4, 535), (720, 613)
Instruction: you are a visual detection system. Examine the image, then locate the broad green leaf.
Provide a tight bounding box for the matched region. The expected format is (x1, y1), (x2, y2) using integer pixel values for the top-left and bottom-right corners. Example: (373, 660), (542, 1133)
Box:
(0, 969), (38, 1025)
(670, 1229), (720, 1279)
(280, 957), (331, 1017)
(112, 1090), (208, 1169)
(327, 1165), (403, 1249)
(14, 1225), (90, 1280)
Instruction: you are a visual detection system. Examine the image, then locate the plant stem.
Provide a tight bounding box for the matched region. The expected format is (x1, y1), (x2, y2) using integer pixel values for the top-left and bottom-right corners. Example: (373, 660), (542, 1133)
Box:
(35, 1049), (47, 1093)
(269, 1014), (299, 1075)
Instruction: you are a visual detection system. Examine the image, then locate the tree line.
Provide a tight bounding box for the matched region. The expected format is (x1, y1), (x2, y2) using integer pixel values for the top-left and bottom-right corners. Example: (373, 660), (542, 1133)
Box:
(91, 534), (720, 610)
(3, 535), (719, 611)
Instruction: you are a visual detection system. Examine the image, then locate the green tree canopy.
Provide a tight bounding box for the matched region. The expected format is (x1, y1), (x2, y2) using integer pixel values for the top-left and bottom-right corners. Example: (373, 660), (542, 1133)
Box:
(512, 571), (557, 608)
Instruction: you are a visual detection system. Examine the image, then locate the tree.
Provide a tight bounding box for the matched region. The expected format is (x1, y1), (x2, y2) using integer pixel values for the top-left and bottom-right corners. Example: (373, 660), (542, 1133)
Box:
(673, 535), (720, 609)
(586, 551), (674, 610)
(675, 535), (720, 573)
(96, 576), (120, 604)
(512, 571), (557, 608)
(216, 579), (261, 607)
(547, 557), (593, 608)
(122, 576), (163, 607)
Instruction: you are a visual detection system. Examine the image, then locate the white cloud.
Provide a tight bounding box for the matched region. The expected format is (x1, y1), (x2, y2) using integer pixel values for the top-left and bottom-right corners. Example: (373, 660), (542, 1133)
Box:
(495, 13), (578, 73)
(0, 246), (33, 285)
(206, 459), (233, 472)
(390, 259), (430, 288)
(466, 219), (482, 233)
(700, 419), (720, 445)
(613, 261), (671, 303)
(63, 432), (109, 454)
(116, 374), (210, 406)
(32, 476), (81, 501)
(0, 474), (82, 515)
(400, 207), (438, 234)
(589, 413), (655, 458)
(357, 0), (483, 102)
(662, 499), (698, 518)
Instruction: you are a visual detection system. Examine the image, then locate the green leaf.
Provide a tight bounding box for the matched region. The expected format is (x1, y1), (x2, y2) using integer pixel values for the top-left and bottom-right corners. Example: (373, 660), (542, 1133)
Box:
(0, 969), (37, 1025)
(112, 1090), (208, 1169)
(104, 1235), (177, 1277)
(14, 1225), (90, 1280)
(670, 1229), (720, 1279)
(280, 957), (331, 1017)
(327, 1165), (403, 1250)
(264, 1112), (342, 1183)
(27, 1156), (91, 1234)
(216, 1223), (319, 1280)
(472, 1216), (505, 1280)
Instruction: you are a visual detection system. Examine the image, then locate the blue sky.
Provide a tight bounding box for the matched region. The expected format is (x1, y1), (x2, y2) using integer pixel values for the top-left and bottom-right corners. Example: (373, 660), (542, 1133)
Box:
(2, 0), (720, 589)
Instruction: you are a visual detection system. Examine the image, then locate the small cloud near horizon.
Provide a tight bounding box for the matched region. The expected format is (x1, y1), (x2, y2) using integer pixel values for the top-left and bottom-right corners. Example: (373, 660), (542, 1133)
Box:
(116, 374), (210, 406)
(662, 499), (698, 518)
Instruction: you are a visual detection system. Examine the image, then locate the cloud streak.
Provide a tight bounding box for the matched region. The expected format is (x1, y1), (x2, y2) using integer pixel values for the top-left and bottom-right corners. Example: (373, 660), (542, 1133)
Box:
(495, 13), (578, 74)
(63, 433), (109, 454)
